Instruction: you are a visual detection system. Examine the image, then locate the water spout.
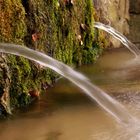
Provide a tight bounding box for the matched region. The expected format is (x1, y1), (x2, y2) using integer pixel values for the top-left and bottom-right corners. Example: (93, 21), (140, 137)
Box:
(94, 22), (140, 57)
(0, 43), (135, 124)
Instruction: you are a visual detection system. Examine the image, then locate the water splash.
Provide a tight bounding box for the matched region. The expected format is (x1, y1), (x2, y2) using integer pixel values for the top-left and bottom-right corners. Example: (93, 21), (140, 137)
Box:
(94, 22), (140, 57)
(0, 43), (135, 124)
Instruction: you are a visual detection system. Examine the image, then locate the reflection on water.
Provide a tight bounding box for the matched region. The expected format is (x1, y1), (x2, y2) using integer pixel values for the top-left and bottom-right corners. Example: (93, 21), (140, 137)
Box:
(1, 48), (140, 140)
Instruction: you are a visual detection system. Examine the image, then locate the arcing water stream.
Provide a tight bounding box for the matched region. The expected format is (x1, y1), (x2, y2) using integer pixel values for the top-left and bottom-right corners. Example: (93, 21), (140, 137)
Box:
(0, 22), (139, 127)
(94, 22), (140, 57)
(0, 43), (135, 125)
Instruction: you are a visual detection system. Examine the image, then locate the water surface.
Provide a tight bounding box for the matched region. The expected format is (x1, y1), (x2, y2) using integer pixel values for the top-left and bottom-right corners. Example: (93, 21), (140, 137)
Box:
(1, 48), (140, 140)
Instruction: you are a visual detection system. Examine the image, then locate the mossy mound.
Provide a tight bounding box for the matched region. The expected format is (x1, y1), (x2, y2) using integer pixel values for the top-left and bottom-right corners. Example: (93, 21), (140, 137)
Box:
(0, 0), (107, 113)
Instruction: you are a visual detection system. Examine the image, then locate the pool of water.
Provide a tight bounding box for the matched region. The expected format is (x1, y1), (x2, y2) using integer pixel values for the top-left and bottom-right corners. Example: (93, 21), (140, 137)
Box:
(1, 48), (140, 140)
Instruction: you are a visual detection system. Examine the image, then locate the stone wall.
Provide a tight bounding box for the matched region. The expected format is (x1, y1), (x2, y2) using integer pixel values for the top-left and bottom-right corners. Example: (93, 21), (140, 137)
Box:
(93, 0), (130, 47)
(93, 0), (140, 48)
(128, 0), (140, 48)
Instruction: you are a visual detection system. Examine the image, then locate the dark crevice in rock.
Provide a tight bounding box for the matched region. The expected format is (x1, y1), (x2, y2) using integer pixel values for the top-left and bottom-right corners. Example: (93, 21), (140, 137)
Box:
(128, 0), (140, 45)
(129, 0), (140, 14)
(130, 12), (140, 15)
(21, 0), (29, 13)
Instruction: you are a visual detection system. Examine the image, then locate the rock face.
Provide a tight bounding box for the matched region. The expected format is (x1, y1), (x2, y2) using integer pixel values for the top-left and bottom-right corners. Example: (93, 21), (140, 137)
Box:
(94, 0), (140, 48)
(129, 0), (140, 14)
(128, 0), (140, 48)
(0, 0), (104, 116)
(93, 0), (130, 47)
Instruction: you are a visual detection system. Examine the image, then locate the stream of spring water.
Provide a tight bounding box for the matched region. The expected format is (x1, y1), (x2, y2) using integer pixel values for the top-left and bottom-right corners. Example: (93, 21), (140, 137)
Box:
(0, 43), (135, 125)
(94, 22), (140, 57)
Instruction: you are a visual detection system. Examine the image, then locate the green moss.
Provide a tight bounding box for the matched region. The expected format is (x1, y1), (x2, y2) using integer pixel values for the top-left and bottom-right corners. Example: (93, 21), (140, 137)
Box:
(7, 56), (29, 107)
(0, 0), (106, 110)
(0, 0), (26, 43)
(24, 0), (102, 66)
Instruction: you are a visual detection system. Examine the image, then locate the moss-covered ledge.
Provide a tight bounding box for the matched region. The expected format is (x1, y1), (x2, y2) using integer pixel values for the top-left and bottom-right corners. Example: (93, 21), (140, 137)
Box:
(0, 0), (107, 116)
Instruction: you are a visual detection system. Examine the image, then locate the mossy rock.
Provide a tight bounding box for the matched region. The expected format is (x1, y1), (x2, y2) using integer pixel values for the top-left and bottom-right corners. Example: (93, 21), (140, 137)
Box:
(0, 0), (107, 113)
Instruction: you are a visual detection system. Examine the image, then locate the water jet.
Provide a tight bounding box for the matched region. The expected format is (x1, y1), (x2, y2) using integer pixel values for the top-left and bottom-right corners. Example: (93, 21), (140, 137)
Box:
(0, 43), (135, 125)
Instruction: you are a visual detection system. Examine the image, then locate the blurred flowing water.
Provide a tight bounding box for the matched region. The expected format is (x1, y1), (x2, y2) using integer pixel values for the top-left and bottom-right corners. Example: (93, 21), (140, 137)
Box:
(94, 22), (140, 56)
(0, 43), (134, 124)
